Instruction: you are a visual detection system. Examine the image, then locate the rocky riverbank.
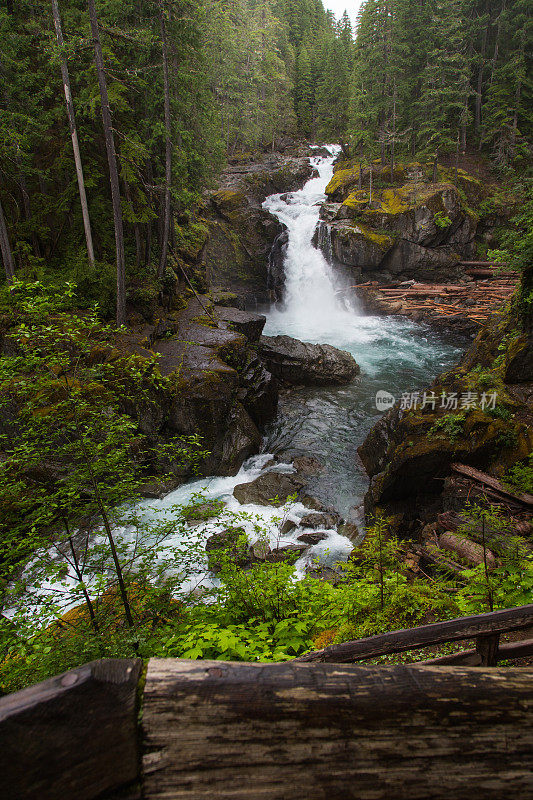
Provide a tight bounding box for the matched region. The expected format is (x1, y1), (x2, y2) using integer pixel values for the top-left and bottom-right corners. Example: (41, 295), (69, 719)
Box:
(314, 158), (515, 286)
(358, 286), (533, 557)
(122, 293), (360, 490)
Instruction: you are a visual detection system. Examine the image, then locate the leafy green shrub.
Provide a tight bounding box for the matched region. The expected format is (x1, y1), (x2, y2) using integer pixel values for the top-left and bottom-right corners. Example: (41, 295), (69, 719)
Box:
(428, 412), (466, 441)
(433, 210), (452, 228)
(504, 455), (533, 494)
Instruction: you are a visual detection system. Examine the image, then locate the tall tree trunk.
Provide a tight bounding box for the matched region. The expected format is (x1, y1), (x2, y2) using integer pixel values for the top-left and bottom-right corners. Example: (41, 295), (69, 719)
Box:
(52, 0), (95, 270)
(390, 80), (396, 182)
(123, 180), (142, 270)
(475, 20), (488, 135)
(158, 2), (172, 279)
(489, 0), (506, 88)
(88, 0), (126, 325)
(0, 194), (15, 284)
(455, 129), (460, 180)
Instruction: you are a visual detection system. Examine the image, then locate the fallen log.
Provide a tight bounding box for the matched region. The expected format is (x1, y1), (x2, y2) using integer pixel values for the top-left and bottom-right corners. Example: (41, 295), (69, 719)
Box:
(459, 261), (507, 267)
(410, 542), (465, 575)
(439, 531), (496, 568)
(451, 463), (533, 507)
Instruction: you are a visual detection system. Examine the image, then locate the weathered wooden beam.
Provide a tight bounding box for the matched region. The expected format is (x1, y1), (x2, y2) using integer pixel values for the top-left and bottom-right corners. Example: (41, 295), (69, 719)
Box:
(296, 604), (533, 663)
(0, 658), (142, 800)
(142, 659), (533, 800)
(418, 637), (533, 666)
(476, 632), (501, 666)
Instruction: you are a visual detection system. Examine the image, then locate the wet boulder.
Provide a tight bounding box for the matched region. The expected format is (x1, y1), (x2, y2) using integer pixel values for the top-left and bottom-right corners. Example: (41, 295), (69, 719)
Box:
(259, 335), (360, 386)
(299, 512), (339, 529)
(297, 531), (329, 545)
(206, 527), (251, 571)
(215, 307), (266, 342)
(233, 472), (306, 506)
(266, 543), (308, 562)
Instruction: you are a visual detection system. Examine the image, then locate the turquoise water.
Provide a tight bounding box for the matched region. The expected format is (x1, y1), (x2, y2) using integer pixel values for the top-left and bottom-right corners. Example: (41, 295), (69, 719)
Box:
(262, 147), (466, 515)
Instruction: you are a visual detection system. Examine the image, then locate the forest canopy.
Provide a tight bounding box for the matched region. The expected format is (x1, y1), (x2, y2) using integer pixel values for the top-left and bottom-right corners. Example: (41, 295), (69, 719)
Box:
(0, 0), (531, 310)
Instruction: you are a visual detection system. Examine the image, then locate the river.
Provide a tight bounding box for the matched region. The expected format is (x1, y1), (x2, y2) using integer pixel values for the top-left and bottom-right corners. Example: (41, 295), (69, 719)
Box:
(261, 146), (465, 516)
(127, 147), (465, 576)
(10, 147), (467, 616)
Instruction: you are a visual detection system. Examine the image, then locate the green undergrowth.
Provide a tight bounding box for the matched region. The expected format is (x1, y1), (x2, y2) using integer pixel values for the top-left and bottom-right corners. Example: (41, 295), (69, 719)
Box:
(1, 503), (531, 695)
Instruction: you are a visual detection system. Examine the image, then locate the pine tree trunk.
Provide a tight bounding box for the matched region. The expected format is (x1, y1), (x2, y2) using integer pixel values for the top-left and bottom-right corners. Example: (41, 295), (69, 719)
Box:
(0, 194), (15, 284)
(475, 21), (488, 134)
(123, 180), (142, 270)
(52, 0), (95, 270)
(433, 149), (438, 184)
(489, 0), (506, 88)
(88, 0), (126, 326)
(158, 2), (172, 279)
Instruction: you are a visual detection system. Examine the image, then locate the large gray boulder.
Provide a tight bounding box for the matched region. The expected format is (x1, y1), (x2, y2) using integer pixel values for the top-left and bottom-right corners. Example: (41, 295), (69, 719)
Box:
(259, 335), (360, 386)
(233, 472), (305, 506)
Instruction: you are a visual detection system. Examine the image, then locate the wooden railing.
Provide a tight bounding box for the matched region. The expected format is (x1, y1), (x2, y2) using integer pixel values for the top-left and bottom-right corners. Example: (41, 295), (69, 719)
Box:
(1, 604), (532, 800)
(296, 603), (533, 666)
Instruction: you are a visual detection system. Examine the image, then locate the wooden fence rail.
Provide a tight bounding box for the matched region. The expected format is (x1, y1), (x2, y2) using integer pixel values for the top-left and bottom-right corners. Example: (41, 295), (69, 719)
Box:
(295, 603), (533, 665)
(1, 605), (533, 799)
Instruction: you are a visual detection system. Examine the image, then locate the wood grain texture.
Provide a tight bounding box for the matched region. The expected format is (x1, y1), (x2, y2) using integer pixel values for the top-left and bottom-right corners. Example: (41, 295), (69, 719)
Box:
(296, 604), (533, 662)
(142, 658), (533, 800)
(0, 658), (142, 800)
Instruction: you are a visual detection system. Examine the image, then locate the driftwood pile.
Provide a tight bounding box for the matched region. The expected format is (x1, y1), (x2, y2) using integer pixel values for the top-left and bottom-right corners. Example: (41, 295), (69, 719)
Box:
(405, 464), (533, 577)
(355, 268), (519, 333)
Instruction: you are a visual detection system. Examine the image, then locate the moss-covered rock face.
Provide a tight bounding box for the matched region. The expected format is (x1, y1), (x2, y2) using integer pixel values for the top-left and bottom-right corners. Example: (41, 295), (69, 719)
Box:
(123, 297), (277, 480)
(199, 153), (313, 305)
(318, 163), (492, 282)
(328, 221), (396, 268)
(359, 304), (533, 533)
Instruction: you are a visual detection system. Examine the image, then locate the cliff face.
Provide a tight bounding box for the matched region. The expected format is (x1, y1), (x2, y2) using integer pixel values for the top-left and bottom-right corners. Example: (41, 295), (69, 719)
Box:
(200, 152), (313, 306)
(315, 159), (509, 284)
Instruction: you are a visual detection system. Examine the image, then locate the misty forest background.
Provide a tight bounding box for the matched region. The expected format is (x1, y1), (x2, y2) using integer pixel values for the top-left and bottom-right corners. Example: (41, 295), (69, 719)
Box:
(0, 0), (531, 313)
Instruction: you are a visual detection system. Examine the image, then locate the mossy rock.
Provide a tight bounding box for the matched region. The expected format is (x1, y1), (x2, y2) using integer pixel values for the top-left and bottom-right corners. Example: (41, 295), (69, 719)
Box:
(505, 334), (533, 383)
(329, 220), (395, 267)
(379, 188), (410, 215)
(174, 219), (209, 262)
(211, 189), (247, 212)
(325, 168), (360, 201)
(341, 189), (370, 216)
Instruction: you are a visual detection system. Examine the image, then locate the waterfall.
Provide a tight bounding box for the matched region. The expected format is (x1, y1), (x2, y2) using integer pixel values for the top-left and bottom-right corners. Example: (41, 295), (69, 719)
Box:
(316, 220), (333, 265)
(263, 145), (361, 341)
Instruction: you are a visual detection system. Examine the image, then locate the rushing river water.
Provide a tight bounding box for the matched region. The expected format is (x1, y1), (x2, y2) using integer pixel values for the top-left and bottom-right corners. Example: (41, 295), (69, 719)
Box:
(261, 146), (466, 516)
(10, 147), (468, 618)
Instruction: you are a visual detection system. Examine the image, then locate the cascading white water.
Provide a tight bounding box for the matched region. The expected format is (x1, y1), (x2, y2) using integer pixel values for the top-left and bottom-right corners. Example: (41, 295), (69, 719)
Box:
(262, 146), (386, 350)
(261, 145), (466, 514)
(8, 147), (466, 622)
(263, 146), (346, 328)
